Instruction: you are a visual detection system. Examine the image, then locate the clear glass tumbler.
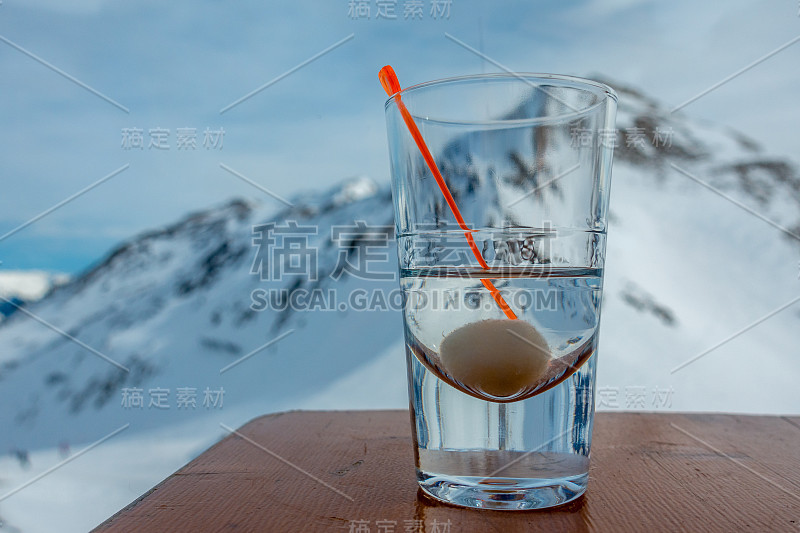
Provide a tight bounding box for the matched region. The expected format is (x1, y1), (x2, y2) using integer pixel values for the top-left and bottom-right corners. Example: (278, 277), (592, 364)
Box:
(383, 73), (617, 510)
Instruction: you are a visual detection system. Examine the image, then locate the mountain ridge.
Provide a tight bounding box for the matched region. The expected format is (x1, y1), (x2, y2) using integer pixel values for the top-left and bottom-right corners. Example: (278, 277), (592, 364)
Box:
(2, 79), (800, 454)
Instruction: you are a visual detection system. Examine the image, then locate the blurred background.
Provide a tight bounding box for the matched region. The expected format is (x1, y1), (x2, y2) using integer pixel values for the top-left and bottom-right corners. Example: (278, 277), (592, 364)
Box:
(0, 1), (798, 531)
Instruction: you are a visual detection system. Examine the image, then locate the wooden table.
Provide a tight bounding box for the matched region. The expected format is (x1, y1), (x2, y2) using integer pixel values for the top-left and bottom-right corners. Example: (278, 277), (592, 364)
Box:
(94, 411), (800, 532)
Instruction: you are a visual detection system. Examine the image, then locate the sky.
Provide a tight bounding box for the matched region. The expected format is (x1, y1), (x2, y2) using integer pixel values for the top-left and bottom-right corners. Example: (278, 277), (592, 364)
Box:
(0, 0), (798, 273)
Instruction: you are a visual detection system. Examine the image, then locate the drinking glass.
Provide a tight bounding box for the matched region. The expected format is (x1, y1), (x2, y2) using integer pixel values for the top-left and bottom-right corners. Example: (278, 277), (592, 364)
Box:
(384, 73), (617, 510)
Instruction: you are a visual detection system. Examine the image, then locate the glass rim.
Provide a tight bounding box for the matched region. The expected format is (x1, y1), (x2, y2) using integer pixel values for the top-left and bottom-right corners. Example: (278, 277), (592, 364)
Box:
(384, 72), (617, 127)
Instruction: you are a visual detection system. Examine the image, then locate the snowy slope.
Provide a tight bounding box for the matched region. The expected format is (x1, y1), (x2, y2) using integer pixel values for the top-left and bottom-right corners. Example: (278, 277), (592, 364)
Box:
(1, 80), (800, 532)
(0, 180), (401, 452)
(599, 80), (800, 413)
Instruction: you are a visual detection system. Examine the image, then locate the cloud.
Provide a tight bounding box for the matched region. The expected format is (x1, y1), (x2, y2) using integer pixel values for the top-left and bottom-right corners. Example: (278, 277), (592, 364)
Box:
(0, 0), (797, 274)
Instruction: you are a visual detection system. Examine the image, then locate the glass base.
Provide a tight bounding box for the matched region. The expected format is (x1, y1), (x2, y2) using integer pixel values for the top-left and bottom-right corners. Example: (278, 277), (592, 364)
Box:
(417, 470), (587, 510)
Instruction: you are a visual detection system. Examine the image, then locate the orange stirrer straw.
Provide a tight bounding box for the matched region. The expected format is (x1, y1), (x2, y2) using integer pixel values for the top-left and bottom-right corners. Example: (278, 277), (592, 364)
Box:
(380, 65), (517, 320)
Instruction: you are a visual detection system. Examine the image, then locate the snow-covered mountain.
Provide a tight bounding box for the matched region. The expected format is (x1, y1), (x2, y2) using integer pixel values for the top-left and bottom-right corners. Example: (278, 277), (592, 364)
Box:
(3, 79), (800, 452)
(0, 271), (69, 322)
(0, 175), (402, 452)
(1, 79), (799, 531)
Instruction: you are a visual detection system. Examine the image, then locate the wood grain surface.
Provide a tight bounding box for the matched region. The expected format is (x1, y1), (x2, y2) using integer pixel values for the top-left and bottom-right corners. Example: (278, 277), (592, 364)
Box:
(93, 411), (800, 532)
